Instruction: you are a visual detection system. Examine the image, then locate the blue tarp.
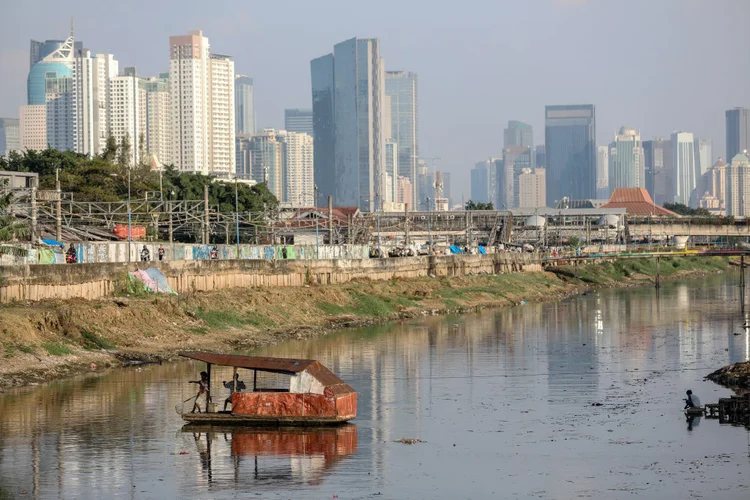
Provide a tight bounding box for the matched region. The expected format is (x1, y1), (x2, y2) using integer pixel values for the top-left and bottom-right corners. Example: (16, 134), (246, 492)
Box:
(449, 245), (463, 254)
(478, 246), (487, 255)
(141, 267), (177, 294)
(42, 239), (64, 247)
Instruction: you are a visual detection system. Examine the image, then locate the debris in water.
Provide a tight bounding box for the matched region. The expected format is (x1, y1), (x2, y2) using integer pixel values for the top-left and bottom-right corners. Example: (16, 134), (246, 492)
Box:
(395, 438), (424, 445)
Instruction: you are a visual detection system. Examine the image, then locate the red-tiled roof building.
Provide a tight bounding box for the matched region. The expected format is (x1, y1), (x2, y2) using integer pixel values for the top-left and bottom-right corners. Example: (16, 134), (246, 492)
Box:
(600, 188), (677, 216)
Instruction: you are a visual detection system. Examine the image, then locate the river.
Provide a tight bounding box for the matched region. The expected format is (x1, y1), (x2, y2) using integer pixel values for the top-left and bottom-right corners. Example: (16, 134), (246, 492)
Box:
(1, 273), (749, 499)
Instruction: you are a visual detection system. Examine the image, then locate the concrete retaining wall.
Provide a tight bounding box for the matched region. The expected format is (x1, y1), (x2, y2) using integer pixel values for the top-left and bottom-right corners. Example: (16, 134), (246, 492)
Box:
(0, 253), (541, 303)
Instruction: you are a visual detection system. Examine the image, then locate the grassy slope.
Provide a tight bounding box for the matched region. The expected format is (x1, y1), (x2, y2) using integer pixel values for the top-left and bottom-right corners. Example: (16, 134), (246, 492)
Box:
(0, 256), (728, 389)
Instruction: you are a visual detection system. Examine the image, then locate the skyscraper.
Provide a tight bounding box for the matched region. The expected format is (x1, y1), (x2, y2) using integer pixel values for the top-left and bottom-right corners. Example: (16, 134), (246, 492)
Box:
(694, 138), (713, 177)
(235, 75), (255, 134)
(311, 38), (385, 211)
(385, 71), (418, 202)
(470, 161), (491, 204)
(284, 109), (313, 136)
(169, 30), (235, 176)
(534, 145), (546, 169)
(0, 119), (20, 158)
(725, 152), (750, 217)
(504, 121), (533, 148)
(643, 138), (673, 205)
(384, 139), (399, 204)
(671, 131), (698, 206)
(544, 104), (596, 206)
(442, 172), (452, 208)
(26, 32), (75, 152)
(607, 126), (645, 195)
(726, 108), (749, 161)
(246, 129), (283, 200)
(501, 146), (532, 208)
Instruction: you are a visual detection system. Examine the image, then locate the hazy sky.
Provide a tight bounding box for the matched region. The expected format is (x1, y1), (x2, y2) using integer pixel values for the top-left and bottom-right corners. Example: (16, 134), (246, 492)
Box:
(1, 0), (748, 200)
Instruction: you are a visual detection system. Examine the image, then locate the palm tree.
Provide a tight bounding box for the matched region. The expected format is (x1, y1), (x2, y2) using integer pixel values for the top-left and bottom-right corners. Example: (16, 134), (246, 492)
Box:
(0, 181), (29, 257)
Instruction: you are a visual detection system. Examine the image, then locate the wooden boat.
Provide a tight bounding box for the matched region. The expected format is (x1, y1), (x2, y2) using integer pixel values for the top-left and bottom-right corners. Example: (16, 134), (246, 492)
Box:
(177, 352), (357, 425)
(684, 407), (704, 416)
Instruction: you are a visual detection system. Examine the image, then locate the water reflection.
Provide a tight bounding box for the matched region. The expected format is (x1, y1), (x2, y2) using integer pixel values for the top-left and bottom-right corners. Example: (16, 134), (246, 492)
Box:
(0, 272), (749, 499)
(179, 425), (357, 491)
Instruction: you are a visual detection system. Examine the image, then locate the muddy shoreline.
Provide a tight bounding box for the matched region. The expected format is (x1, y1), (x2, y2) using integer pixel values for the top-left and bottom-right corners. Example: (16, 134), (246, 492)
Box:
(0, 256), (730, 391)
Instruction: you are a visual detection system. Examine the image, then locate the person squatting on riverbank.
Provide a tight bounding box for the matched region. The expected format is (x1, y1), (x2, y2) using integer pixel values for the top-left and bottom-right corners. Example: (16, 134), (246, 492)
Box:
(189, 371), (210, 413)
(684, 389), (701, 409)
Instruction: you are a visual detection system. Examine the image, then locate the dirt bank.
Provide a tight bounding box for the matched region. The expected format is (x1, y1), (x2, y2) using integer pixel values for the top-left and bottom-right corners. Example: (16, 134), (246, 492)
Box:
(0, 256), (729, 391)
(706, 361), (750, 389)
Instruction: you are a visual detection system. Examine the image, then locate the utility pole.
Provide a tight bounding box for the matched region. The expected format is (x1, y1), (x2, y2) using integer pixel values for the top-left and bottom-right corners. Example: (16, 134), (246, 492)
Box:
(234, 176), (240, 252)
(328, 196), (333, 244)
(404, 203), (409, 246)
(55, 169), (62, 242)
(30, 186), (37, 243)
(203, 184), (209, 245)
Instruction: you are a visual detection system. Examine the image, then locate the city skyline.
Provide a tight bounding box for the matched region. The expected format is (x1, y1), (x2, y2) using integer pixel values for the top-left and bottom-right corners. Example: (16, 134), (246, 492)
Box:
(0, 0), (748, 202)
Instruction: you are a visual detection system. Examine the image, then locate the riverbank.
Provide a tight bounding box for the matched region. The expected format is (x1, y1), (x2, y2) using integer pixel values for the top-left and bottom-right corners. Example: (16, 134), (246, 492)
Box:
(0, 255), (729, 390)
(706, 361), (750, 389)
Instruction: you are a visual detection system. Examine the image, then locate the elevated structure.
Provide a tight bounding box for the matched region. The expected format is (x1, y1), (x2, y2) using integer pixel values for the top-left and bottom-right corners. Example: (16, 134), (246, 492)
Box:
(600, 188), (676, 216)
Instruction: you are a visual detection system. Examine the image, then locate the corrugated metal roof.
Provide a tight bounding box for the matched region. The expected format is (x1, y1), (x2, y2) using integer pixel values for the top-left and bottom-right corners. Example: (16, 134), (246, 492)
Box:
(600, 188), (677, 216)
(180, 352), (316, 374)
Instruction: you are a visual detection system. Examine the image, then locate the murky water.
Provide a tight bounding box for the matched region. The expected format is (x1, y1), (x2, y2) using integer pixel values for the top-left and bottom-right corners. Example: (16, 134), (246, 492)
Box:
(2, 273), (750, 499)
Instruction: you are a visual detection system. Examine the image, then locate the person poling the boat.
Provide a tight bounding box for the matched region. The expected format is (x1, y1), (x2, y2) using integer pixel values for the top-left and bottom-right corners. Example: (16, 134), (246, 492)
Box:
(684, 389), (701, 410)
(222, 373), (246, 410)
(189, 371), (210, 413)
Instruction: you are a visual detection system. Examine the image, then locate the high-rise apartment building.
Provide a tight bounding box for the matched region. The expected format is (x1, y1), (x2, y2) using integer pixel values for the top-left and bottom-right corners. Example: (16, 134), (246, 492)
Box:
(170, 30), (210, 173)
(142, 73), (171, 164)
(19, 105), (46, 151)
(500, 146), (532, 208)
(72, 48), (95, 156)
(544, 104), (596, 206)
(596, 145), (609, 198)
(0, 119), (20, 158)
(607, 126), (645, 196)
(671, 131), (698, 206)
(208, 54), (235, 177)
(278, 130), (314, 208)
(311, 38), (385, 211)
(504, 121), (533, 148)
(695, 159), (727, 215)
(726, 108), (749, 161)
(284, 109), (313, 136)
(518, 168), (546, 208)
(235, 75), (255, 134)
(397, 176), (413, 209)
(644, 138), (673, 205)
(235, 133), (253, 180)
(245, 129), (283, 200)
(108, 70), (142, 166)
(385, 71), (418, 202)
(169, 31), (234, 176)
(416, 161), (434, 210)
(725, 153), (750, 217)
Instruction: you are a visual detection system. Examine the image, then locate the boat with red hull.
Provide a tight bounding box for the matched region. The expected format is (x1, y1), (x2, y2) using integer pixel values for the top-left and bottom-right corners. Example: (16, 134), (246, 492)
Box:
(178, 352), (357, 426)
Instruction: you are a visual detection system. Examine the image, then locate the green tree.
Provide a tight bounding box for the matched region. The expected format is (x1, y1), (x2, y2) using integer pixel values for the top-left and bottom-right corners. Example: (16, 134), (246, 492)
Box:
(0, 180), (29, 256)
(663, 202), (713, 217)
(465, 200), (494, 210)
(117, 134), (132, 169)
(138, 132), (149, 170)
(101, 134), (119, 163)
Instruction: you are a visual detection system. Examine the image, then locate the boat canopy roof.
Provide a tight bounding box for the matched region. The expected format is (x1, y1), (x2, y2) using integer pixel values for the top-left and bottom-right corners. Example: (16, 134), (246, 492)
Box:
(180, 352), (316, 375)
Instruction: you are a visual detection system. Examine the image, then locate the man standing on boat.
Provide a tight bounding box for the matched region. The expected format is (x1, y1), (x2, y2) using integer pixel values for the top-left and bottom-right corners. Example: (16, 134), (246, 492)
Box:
(189, 371), (210, 413)
(223, 373), (246, 410)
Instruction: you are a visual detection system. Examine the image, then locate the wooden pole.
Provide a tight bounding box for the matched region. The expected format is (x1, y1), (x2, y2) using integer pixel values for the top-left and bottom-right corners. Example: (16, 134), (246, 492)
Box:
(55, 175), (62, 241)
